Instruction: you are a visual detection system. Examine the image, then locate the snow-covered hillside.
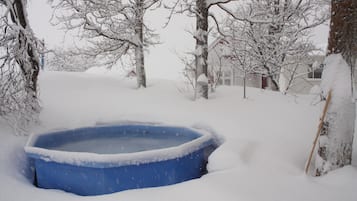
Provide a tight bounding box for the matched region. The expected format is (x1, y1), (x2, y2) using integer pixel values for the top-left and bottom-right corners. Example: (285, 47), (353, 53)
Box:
(0, 71), (356, 201)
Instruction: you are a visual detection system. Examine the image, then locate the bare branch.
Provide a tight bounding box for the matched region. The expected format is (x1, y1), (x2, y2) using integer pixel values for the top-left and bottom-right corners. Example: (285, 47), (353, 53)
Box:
(208, 13), (227, 37)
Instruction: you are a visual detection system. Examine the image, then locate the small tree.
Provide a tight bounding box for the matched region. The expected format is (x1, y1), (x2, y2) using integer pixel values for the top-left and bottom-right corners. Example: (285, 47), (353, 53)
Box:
(314, 0), (357, 176)
(51, 0), (161, 88)
(223, 20), (260, 98)
(0, 0), (41, 133)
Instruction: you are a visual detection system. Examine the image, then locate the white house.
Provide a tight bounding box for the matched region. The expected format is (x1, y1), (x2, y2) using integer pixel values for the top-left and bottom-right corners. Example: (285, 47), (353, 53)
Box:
(207, 38), (325, 94)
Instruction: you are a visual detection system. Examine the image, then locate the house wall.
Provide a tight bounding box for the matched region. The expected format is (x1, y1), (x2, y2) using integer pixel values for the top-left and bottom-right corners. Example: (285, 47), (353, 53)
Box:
(281, 55), (325, 94)
(207, 39), (262, 88)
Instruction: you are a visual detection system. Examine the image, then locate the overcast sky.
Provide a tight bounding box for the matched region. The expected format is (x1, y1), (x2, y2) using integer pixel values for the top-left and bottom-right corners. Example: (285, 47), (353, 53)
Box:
(27, 0), (329, 80)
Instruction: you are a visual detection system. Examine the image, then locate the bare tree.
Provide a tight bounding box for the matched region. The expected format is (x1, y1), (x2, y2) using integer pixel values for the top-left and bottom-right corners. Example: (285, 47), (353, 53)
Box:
(51, 0), (161, 88)
(0, 0), (41, 133)
(314, 0), (357, 176)
(222, 0), (328, 91)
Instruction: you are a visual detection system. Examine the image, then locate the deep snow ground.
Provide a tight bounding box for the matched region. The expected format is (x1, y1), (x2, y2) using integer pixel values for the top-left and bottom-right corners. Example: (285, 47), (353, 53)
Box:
(0, 71), (356, 201)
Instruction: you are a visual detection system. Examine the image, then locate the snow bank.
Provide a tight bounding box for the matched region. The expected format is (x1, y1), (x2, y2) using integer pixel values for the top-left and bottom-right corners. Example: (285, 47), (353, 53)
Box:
(309, 85), (321, 94)
(0, 71), (356, 201)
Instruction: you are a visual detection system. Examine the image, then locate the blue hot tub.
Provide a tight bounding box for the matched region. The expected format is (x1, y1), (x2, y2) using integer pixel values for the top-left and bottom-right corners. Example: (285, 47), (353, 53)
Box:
(25, 124), (218, 195)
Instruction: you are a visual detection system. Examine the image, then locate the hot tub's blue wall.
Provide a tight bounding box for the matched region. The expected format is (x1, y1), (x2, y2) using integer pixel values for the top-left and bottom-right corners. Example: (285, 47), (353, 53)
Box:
(34, 144), (217, 196)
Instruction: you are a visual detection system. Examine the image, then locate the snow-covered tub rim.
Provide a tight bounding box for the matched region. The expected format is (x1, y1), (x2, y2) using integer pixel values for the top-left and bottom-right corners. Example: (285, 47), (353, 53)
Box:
(24, 123), (218, 168)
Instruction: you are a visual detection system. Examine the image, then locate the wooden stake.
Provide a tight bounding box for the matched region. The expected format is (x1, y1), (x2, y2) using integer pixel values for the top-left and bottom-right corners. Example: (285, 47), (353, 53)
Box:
(305, 90), (332, 174)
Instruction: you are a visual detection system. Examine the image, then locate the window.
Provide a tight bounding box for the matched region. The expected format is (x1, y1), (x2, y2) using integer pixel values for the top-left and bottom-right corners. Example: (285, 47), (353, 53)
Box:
(308, 63), (324, 79)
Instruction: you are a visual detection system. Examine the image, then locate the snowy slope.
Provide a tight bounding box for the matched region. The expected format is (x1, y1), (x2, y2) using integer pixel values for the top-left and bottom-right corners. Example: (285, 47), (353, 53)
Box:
(0, 71), (356, 201)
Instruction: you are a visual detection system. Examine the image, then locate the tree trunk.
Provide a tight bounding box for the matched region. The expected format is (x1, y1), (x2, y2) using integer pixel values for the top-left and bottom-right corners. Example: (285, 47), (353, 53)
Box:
(327, 0), (357, 67)
(11, 0), (40, 99)
(195, 0), (209, 99)
(135, 0), (146, 88)
(315, 0), (356, 176)
(268, 75), (280, 91)
(283, 64), (299, 94)
(243, 72), (247, 99)
(262, 64), (280, 91)
(266, 0), (282, 92)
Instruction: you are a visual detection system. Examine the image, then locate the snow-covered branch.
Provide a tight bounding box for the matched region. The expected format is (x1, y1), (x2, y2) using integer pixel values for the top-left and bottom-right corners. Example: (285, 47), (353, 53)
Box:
(0, 0), (41, 133)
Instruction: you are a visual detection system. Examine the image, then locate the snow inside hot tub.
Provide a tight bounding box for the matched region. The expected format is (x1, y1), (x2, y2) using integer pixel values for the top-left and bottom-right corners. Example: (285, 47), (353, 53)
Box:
(33, 125), (201, 154)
